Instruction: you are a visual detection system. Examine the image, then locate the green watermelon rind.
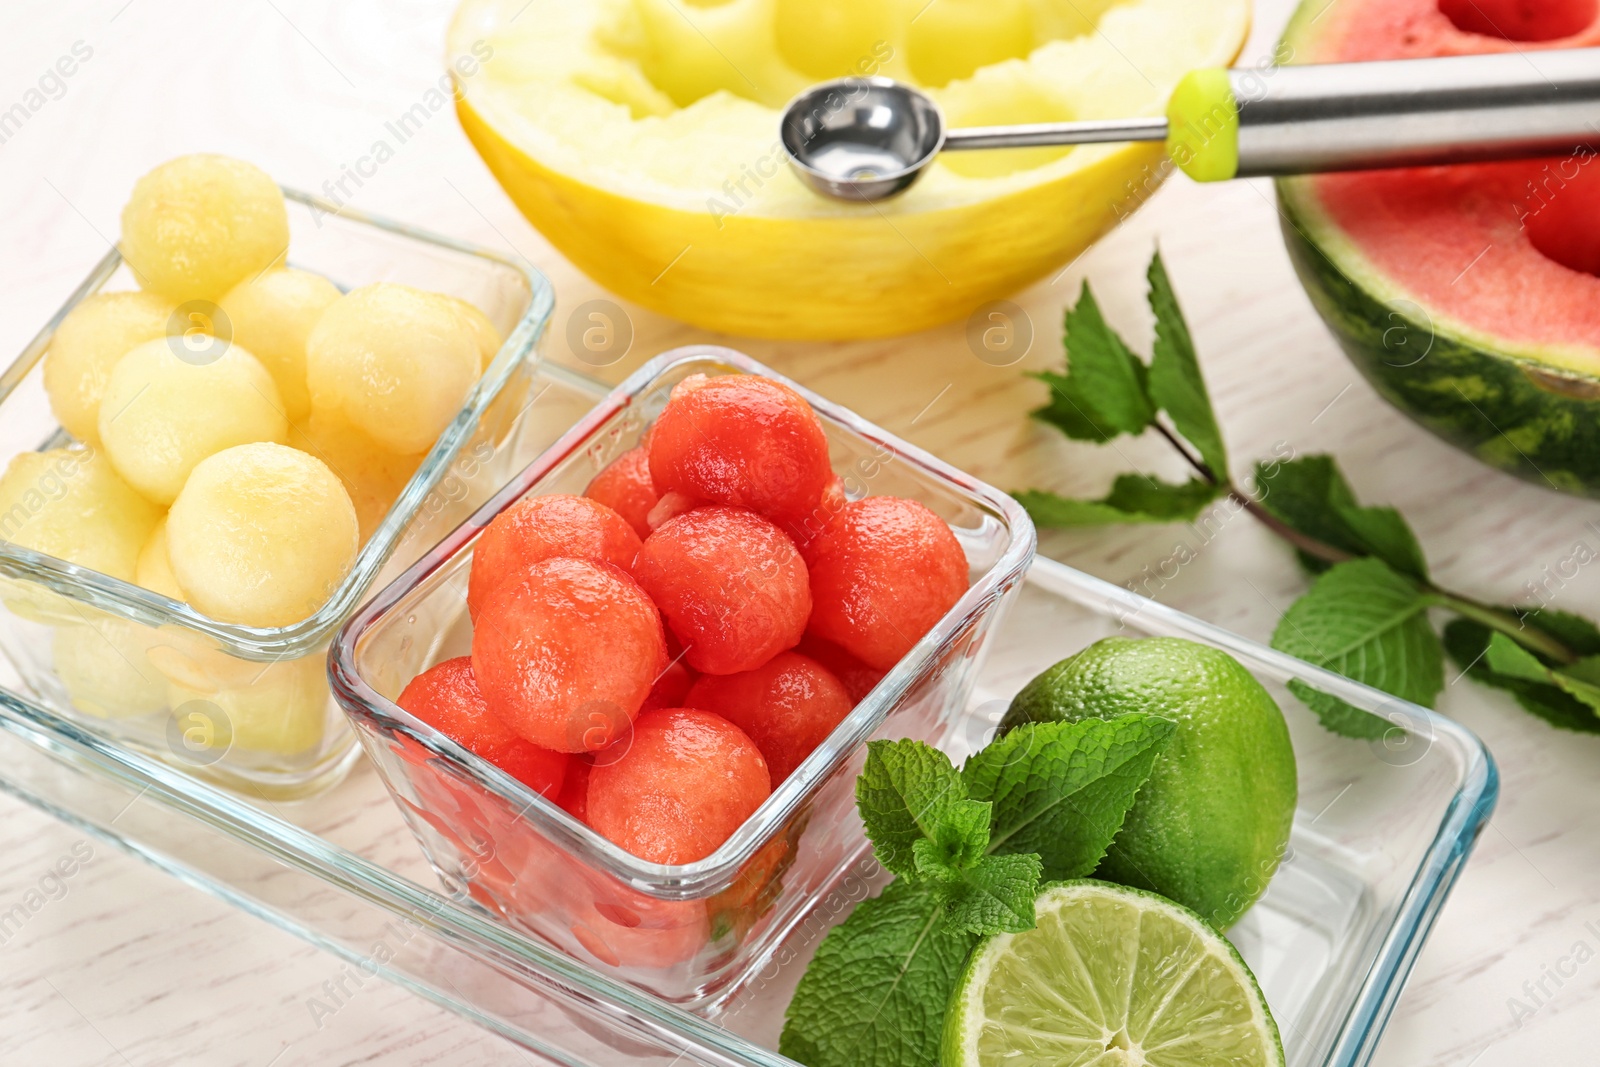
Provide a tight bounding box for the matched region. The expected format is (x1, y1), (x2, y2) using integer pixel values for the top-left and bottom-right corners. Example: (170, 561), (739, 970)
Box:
(1275, 176), (1600, 499)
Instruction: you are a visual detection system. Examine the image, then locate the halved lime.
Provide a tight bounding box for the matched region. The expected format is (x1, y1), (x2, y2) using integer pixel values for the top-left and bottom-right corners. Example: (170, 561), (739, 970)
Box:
(943, 880), (1284, 1067)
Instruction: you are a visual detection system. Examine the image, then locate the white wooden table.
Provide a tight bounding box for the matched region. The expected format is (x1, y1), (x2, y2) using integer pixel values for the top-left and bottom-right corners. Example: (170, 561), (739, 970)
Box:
(2, 1), (1598, 1063)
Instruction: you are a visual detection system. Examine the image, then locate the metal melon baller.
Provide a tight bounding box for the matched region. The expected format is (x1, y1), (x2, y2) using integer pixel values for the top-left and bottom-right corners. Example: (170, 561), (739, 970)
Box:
(779, 48), (1600, 201)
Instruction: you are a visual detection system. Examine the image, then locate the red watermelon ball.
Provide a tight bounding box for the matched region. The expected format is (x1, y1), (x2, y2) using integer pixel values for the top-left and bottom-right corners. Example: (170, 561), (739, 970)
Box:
(647, 374), (831, 526)
(633, 505), (811, 676)
(786, 473), (848, 562)
(555, 757), (591, 823)
(471, 557), (666, 754)
(795, 633), (886, 704)
(645, 490), (701, 532)
(685, 651), (854, 784)
(586, 708), (771, 864)
(467, 494), (642, 620)
(1438, 0), (1595, 41)
(806, 497), (969, 671)
(584, 446), (659, 540)
(641, 658), (697, 713)
(396, 656), (569, 798)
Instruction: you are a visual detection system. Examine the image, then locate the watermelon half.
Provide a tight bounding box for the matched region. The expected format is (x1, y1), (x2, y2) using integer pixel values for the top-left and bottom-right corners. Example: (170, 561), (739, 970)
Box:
(1277, 0), (1600, 496)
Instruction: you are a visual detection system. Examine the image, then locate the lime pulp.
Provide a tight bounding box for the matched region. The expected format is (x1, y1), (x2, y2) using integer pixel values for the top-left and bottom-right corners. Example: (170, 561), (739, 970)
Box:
(944, 880), (1284, 1067)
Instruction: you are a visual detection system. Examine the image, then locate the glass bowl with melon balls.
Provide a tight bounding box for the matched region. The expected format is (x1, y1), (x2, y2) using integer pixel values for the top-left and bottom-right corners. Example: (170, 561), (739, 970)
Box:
(330, 347), (1036, 1007)
(0, 152), (590, 800)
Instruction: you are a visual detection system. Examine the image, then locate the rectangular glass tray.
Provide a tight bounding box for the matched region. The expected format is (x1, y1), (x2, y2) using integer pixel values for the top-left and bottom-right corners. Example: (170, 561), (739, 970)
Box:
(0, 553), (1495, 1067)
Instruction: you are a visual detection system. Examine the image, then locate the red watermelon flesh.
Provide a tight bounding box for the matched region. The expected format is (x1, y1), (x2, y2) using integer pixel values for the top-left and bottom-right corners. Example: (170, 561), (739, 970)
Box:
(1296, 0), (1600, 373)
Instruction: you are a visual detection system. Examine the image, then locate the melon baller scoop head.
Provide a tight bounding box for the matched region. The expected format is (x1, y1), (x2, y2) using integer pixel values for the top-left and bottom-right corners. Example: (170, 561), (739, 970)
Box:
(779, 77), (1168, 202)
(781, 50), (1600, 203)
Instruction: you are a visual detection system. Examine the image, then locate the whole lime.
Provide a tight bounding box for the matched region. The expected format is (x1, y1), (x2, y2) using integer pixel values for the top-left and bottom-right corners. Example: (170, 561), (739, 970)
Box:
(1002, 636), (1296, 930)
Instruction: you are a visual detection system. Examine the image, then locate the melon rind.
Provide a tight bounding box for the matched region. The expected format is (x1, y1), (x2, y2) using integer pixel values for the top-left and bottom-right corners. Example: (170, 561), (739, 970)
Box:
(1275, 1), (1600, 498)
(1278, 186), (1600, 497)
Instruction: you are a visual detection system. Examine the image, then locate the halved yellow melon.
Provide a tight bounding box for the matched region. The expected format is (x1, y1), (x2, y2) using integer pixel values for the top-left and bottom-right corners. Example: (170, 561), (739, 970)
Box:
(448, 0), (1251, 339)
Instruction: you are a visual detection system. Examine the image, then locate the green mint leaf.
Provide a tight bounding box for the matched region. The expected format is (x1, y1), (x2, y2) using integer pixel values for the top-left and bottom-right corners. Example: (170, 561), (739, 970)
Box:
(1285, 680), (1390, 740)
(1030, 370), (1125, 443)
(1061, 282), (1155, 436)
(1254, 455), (1429, 582)
(1483, 631), (1556, 683)
(1443, 619), (1600, 733)
(856, 740), (979, 879)
(1564, 659), (1600, 713)
(911, 836), (960, 881)
(1521, 609), (1600, 657)
(909, 798), (993, 877)
(937, 853), (1043, 936)
(779, 879), (979, 1067)
(1030, 281), (1154, 442)
(963, 716), (1176, 880)
(1271, 558), (1444, 735)
(1453, 604), (1600, 662)
(1016, 476), (1221, 529)
(1146, 252), (1228, 478)
(1484, 633), (1600, 714)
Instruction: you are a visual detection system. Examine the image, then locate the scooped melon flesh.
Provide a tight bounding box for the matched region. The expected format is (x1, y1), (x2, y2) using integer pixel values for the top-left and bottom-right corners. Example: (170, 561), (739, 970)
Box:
(449, 0), (1251, 339)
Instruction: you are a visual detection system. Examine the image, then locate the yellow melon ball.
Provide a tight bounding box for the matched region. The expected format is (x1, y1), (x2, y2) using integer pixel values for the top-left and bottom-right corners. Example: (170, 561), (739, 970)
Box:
(166, 442), (359, 627)
(0, 446), (159, 581)
(135, 516), (185, 601)
(53, 616), (168, 719)
(306, 283), (481, 454)
(145, 628), (263, 691)
(98, 338), (288, 505)
(43, 290), (174, 444)
(443, 295), (503, 369)
(218, 269), (341, 422)
(119, 154), (289, 302)
(167, 654), (328, 756)
(288, 414), (421, 542)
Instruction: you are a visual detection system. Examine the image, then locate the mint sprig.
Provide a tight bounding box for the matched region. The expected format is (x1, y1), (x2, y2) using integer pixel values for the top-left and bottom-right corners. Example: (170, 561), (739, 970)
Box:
(1020, 251), (1600, 736)
(856, 740), (986, 878)
(780, 716), (1173, 1067)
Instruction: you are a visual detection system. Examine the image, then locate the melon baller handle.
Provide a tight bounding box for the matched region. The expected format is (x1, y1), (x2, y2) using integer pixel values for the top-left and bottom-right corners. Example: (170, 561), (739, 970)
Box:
(1166, 47), (1600, 181)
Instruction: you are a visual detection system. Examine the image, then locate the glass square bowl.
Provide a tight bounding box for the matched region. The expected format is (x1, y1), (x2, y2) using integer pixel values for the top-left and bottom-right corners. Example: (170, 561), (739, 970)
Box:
(0, 189), (570, 800)
(0, 553), (1494, 1067)
(329, 347), (1038, 1008)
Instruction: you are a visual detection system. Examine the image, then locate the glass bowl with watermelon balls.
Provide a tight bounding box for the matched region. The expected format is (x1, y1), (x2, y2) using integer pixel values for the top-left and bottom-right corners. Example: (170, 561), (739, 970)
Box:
(329, 347), (1036, 1008)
